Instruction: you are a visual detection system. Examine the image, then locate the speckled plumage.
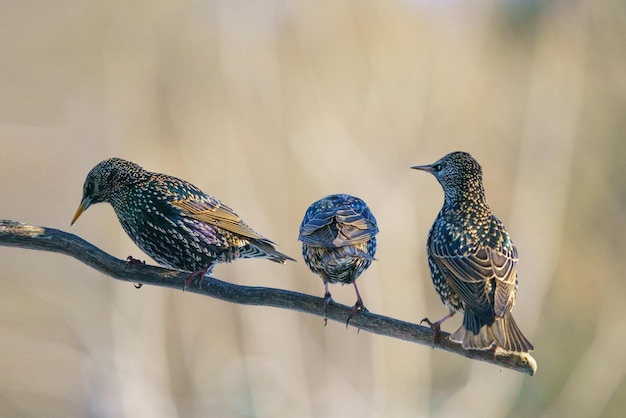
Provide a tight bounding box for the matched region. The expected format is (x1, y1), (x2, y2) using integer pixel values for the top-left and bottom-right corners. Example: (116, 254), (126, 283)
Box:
(71, 158), (295, 282)
(298, 194), (378, 323)
(412, 151), (533, 353)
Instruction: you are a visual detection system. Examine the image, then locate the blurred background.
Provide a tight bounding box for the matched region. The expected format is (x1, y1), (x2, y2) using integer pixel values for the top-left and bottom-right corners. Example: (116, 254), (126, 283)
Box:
(1, 0), (624, 417)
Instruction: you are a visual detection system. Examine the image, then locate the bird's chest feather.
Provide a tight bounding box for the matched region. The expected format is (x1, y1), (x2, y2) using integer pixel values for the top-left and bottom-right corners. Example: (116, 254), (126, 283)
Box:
(429, 206), (496, 254)
(111, 191), (206, 268)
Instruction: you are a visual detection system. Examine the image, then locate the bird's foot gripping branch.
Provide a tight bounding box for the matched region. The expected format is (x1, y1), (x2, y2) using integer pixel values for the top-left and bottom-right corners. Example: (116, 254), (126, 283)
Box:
(0, 219), (537, 376)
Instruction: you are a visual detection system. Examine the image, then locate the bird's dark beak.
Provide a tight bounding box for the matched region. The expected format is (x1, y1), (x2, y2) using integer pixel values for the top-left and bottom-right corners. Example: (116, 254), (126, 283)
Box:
(71, 196), (91, 225)
(411, 164), (434, 173)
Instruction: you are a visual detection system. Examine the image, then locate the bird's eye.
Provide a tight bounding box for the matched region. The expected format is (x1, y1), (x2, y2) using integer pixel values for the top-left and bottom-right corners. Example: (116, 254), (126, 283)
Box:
(85, 181), (95, 196)
(433, 164), (443, 172)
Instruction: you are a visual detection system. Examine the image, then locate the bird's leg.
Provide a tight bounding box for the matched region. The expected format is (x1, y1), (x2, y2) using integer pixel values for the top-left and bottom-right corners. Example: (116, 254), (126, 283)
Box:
(346, 281), (368, 327)
(183, 264), (213, 290)
(420, 311), (455, 345)
(323, 281), (333, 326)
(125, 256), (145, 288)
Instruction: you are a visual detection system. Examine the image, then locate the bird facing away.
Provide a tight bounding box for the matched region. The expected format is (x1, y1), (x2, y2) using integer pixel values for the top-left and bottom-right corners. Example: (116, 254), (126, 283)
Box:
(298, 194), (378, 324)
(71, 158), (295, 285)
(412, 151), (533, 353)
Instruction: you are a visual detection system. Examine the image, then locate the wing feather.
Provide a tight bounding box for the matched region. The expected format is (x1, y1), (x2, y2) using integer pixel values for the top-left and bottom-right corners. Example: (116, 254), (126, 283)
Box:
(299, 207), (377, 247)
(430, 218), (518, 322)
(171, 199), (268, 242)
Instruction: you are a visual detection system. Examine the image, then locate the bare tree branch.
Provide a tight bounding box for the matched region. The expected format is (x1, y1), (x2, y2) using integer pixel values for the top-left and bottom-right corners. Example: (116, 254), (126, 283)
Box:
(0, 219), (536, 376)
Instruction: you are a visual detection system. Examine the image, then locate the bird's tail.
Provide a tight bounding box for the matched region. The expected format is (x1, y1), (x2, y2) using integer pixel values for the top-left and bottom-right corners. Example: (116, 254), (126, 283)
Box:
(491, 312), (534, 353)
(249, 240), (297, 264)
(450, 312), (534, 353)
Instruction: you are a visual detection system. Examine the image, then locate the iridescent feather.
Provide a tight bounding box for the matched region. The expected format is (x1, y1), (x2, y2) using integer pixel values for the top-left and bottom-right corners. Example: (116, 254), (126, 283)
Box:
(412, 152), (533, 353)
(71, 158), (294, 281)
(299, 194), (378, 324)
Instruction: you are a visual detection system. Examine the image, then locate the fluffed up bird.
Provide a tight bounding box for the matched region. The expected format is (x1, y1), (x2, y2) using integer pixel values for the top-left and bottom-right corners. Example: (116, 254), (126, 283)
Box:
(412, 151), (533, 353)
(298, 194), (378, 325)
(71, 158), (295, 286)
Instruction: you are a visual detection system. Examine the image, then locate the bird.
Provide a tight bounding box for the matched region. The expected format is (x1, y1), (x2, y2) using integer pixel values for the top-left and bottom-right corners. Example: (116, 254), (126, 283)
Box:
(298, 194), (378, 325)
(411, 151), (533, 353)
(71, 158), (295, 286)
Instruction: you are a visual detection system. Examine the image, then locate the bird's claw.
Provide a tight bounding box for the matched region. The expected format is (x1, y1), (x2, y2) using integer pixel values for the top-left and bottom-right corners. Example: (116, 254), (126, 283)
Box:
(183, 266), (211, 290)
(126, 256), (145, 288)
(126, 256), (146, 265)
(420, 317), (434, 327)
(420, 317), (441, 346)
(322, 292), (334, 326)
(346, 300), (368, 328)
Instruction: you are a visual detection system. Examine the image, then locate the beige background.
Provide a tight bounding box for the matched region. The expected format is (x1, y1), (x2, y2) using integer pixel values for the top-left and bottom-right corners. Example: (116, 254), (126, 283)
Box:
(1, 1), (624, 417)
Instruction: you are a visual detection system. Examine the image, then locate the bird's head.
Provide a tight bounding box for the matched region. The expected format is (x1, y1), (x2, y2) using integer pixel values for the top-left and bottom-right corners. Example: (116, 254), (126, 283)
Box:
(411, 151), (484, 203)
(71, 158), (143, 225)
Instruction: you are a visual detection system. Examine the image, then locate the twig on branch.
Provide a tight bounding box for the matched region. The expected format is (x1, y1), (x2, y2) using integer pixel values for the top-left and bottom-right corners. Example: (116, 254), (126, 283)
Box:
(0, 219), (537, 376)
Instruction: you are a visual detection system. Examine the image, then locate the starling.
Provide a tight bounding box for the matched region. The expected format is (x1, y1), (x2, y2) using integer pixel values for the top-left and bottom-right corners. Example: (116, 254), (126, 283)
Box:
(298, 194), (378, 324)
(412, 151), (533, 353)
(71, 158), (295, 285)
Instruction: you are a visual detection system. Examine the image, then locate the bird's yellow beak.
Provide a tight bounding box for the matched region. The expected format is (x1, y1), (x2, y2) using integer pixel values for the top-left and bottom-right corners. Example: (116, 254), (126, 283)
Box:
(71, 197), (91, 225)
(411, 164), (434, 173)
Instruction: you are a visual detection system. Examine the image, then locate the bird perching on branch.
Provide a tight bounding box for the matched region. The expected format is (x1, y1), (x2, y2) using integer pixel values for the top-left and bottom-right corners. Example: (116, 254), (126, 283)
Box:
(71, 158), (295, 286)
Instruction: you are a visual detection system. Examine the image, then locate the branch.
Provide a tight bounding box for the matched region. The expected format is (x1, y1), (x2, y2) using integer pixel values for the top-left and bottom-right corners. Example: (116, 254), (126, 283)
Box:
(0, 219), (536, 376)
